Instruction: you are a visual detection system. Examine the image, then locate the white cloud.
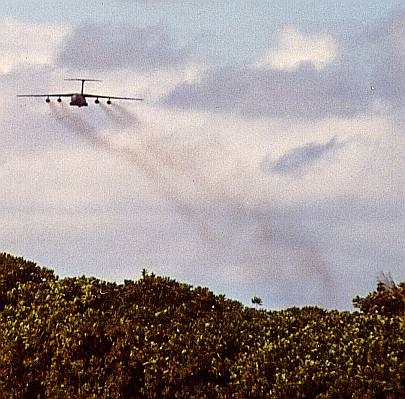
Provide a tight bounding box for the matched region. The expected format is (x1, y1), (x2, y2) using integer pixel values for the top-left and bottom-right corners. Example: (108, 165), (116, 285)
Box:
(0, 17), (69, 74)
(1, 18), (404, 308)
(254, 25), (338, 71)
(1, 90), (404, 308)
(103, 105), (395, 209)
(57, 61), (208, 106)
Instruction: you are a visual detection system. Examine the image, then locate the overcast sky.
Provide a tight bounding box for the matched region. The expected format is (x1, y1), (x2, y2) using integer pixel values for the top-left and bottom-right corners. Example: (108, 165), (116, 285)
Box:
(1, 1), (405, 309)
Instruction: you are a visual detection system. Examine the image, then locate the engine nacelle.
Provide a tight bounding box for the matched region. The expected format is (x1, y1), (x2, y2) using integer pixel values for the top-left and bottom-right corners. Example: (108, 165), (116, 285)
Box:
(95, 98), (100, 104)
(45, 97), (50, 103)
(107, 99), (111, 105)
(57, 98), (62, 103)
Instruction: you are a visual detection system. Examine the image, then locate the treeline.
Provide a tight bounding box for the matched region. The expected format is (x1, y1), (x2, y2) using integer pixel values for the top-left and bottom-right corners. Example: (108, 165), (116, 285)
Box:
(0, 253), (404, 398)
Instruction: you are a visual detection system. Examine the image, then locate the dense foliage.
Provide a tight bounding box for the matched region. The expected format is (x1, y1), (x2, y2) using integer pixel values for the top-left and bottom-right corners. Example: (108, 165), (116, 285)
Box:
(353, 273), (405, 317)
(0, 253), (404, 398)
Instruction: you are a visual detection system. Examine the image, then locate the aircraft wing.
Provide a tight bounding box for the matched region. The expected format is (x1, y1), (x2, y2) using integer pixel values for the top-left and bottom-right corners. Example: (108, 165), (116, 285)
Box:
(17, 94), (75, 97)
(84, 93), (143, 101)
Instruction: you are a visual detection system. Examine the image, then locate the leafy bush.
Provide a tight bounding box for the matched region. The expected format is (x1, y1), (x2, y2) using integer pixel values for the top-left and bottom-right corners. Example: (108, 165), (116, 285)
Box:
(0, 253), (404, 398)
(353, 273), (405, 317)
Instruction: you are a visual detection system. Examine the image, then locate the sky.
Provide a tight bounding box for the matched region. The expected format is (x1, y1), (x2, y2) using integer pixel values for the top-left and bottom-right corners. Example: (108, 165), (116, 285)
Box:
(1, 1), (405, 309)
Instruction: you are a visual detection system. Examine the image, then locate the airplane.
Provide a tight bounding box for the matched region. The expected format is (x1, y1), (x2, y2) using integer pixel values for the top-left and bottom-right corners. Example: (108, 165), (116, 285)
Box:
(17, 79), (143, 107)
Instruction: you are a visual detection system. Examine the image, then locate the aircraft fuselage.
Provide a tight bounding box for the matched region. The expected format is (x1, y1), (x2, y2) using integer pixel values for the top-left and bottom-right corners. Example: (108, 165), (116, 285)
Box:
(70, 94), (88, 107)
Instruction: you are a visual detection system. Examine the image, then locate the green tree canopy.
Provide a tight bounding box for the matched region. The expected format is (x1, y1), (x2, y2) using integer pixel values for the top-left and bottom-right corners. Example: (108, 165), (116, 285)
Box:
(0, 253), (404, 398)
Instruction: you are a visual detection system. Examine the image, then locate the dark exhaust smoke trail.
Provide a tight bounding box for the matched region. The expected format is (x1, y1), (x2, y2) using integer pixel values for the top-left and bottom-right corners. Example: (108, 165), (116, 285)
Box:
(50, 103), (335, 303)
(50, 103), (147, 175)
(99, 102), (140, 128)
(50, 103), (175, 195)
(108, 104), (237, 201)
(107, 103), (185, 173)
(102, 105), (335, 294)
(49, 103), (215, 241)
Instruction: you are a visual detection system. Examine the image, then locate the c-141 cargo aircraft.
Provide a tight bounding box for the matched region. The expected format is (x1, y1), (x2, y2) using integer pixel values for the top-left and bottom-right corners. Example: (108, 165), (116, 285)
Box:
(17, 79), (143, 107)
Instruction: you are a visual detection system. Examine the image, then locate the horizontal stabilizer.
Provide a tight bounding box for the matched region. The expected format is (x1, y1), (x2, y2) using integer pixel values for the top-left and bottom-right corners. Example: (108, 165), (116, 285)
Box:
(64, 78), (102, 82)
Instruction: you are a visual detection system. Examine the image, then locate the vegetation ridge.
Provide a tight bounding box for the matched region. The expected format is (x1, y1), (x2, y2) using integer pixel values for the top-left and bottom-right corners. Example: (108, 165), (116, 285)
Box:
(0, 253), (404, 398)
